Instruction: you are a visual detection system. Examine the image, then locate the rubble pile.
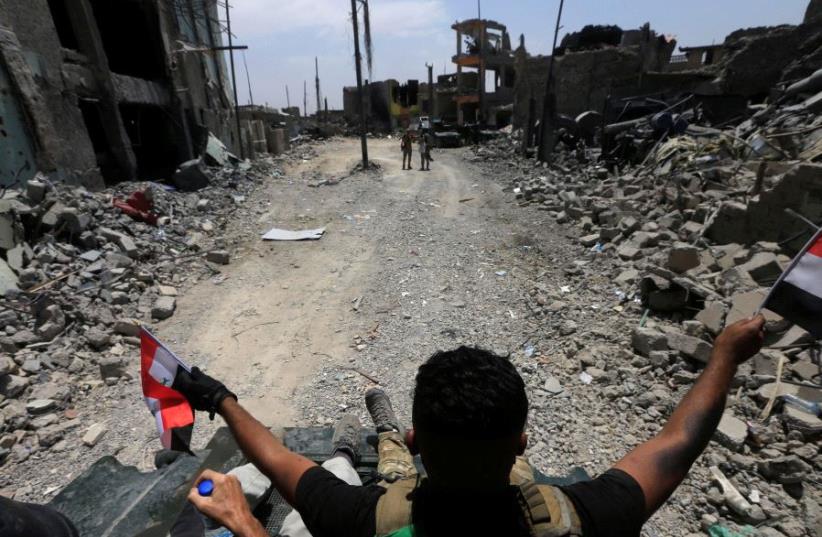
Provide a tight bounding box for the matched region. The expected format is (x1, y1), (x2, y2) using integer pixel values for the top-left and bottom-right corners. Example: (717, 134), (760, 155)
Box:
(469, 74), (822, 535)
(0, 159), (280, 470)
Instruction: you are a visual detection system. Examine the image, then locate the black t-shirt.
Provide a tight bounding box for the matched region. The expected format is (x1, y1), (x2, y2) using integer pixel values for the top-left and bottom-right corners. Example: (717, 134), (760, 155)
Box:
(294, 466), (646, 537)
(0, 497), (79, 537)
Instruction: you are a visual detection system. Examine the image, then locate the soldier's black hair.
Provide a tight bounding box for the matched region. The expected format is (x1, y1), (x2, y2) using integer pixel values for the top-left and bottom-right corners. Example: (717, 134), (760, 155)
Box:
(412, 346), (528, 439)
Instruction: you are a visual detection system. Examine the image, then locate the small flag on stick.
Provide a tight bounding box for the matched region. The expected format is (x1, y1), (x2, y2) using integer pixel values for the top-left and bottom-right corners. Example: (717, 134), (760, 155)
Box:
(761, 227), (822, 338)
(140, 328), (195, 451)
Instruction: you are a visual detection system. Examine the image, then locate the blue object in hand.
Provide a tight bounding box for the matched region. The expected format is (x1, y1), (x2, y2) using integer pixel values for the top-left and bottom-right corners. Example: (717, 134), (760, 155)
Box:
(197, 479), (214, 497)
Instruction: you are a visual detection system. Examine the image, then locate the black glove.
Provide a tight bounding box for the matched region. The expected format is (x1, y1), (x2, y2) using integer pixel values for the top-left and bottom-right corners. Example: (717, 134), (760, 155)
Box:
(173, 366), (237, 420)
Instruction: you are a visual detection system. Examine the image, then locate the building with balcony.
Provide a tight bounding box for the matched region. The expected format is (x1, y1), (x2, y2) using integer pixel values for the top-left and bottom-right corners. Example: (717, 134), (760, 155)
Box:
(451, 18), (515, 126)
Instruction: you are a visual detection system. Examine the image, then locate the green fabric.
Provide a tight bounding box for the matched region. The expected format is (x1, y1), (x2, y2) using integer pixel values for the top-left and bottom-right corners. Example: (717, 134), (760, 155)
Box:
(384, 525), (415, 537)
(707, 524), (755, 537)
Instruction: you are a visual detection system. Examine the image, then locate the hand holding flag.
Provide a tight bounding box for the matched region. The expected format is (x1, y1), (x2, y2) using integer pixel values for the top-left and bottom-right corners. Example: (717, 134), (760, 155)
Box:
(140, 328), (237, 451)
(140, 328), (195, 451)
(761, 227), (822, 338)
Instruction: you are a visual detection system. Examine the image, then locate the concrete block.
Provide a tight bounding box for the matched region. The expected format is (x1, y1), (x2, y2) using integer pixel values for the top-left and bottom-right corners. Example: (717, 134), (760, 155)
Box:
(728, 290), (783, 325)
(714, 411), (748, 451)
(98, 357), (126, 379)
(152, 296), (176, 320)
(82, 423), (107, 447)
(206, 250), (230, 265)
(696, 301), (728, 335)
(580, 234), (600, 247)
(667, 332), (713, 363)
(26, 179), (46, 203)
(113, 318), (142, 337)
(738, 252), (783, 285)
(0, 258), (19, 294)
(632, 327), (669, 357)
(617, 243), (642, 261)
(0, 213), (15, 250)
(173, 159), (210, 192)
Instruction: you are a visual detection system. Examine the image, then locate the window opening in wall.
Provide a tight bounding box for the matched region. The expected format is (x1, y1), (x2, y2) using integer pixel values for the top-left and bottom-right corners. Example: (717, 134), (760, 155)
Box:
(119, 104), (181, 180)
(89, 0), (166, 79)
(46, 0), (79, 50)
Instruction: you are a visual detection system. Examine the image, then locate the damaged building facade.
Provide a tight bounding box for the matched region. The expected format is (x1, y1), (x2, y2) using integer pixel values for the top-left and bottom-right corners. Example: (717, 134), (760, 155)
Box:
(513, 24), (677, 130)
(0, 0), (236, 189)
(343, 18), (517, 130)
(343, 78), (423, 131)
(514, 10), (822, 139)
(451, 18), (515, 126)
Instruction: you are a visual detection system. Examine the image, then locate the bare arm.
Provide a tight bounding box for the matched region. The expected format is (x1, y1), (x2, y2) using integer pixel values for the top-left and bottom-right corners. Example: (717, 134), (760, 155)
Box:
(614, 316), (765, 518)
(217, 397), (317, 506)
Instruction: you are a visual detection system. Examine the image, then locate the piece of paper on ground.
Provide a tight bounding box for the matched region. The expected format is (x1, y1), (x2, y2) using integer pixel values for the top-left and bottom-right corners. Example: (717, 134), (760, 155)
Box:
(261, 227), (326, 241)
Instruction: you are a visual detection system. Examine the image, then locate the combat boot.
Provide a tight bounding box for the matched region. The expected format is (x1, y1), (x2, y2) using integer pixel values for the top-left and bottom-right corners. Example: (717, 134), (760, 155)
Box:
(365, 388), (402, 434)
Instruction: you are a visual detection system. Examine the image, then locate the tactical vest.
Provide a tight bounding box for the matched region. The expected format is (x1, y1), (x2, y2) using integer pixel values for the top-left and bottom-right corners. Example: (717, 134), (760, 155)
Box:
(375, 477), (582, 537)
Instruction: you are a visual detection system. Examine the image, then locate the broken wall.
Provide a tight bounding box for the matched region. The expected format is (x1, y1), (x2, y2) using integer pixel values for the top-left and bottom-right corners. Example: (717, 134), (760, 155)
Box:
(513, 28), (675, 129)
(0, 0), (101, 187)
(712, 22), (822, 96)
(0, 0), (236, 188)
(706, 164), (822, 245)
(165, 0), (236, 154)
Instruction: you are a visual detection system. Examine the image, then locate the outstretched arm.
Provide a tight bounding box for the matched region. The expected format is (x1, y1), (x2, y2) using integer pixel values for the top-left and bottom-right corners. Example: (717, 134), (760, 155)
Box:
(614, 315), (765, 518)
(174, 368), (316, 507)
(217, 397), (316, 506)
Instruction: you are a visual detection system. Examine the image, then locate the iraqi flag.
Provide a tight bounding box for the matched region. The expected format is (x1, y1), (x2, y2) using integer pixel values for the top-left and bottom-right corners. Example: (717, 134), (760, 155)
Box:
(762, 227), (822, 338)
(140, 328), (195, 451)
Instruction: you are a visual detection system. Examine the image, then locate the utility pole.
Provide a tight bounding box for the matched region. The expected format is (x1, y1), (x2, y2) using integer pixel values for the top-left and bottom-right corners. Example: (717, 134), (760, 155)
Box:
(303, 80), (307, 118)
(478, 21), (485, 124)
(426, 63), (434, 116)
(225, 0), (243, 158)
(477, 0), (481, 19)
(315, 56), (322, 121)
(351, 0), (369, 169)
(537, 0), (565, 162)
(286, 85), (290, 108)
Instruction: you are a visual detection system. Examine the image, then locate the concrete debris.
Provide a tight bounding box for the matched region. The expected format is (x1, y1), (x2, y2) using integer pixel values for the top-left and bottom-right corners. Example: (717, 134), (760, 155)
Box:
(714, 412), (749, 451)
(152, 296), (177, 320)
(82, 423), (107, 447)
(464, 19), (822, 533)
(173, 159), (211, 192)
(0, 148), (282, 479)
(206, 250), (231, 265)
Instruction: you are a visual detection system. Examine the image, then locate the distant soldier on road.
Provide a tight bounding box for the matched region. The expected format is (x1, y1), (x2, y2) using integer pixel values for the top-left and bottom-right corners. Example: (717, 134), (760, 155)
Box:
(400, 131), (413, 171)
(419, 132), (432, 171)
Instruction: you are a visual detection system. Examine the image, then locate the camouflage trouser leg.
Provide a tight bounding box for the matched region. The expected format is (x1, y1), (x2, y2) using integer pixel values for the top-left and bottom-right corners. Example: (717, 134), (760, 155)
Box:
(376, 431), (418, 484)
(510, 455), (535, 486)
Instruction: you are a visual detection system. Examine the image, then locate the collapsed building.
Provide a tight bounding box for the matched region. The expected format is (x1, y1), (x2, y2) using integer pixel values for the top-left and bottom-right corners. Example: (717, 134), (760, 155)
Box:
(450, 18), (515, 126)
(343, 18), (517, 130)
(237, 105), (294, 158)
(343, 78), (423, 131)
(514, 9), (822, 149)
(0, 0), (237, 189)
(513, 24), (677, 131)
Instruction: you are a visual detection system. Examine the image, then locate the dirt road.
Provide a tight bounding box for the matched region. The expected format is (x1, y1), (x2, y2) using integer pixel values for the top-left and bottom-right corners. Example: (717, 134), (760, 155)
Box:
(157, 137), (535, 435)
